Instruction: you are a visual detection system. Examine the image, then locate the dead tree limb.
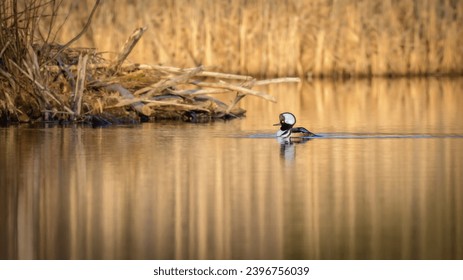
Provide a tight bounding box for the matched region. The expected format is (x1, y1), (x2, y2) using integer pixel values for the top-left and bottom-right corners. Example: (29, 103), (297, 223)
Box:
(73, 54), (88, 116)
(108, 27), (147, 74)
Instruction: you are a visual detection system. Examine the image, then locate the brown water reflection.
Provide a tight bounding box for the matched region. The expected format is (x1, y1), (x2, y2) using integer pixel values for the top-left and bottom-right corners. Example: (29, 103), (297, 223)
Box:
(1, 78), (463, 259)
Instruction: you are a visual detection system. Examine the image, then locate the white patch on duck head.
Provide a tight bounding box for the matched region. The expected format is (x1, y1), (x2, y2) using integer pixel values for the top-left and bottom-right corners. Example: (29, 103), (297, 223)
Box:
(280, 112), (296, 126)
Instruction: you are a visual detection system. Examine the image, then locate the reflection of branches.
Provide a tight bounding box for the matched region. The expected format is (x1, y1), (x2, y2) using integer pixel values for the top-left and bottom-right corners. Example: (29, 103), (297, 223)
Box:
(46, 0), (101, 64)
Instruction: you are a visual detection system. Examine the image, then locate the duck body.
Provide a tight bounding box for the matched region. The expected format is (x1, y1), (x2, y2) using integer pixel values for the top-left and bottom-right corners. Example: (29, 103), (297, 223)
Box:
(275, 112), (318, 138)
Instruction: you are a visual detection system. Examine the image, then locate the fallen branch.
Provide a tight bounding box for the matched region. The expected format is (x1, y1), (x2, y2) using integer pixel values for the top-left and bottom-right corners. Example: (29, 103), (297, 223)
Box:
(105, 84), (150, 116)
(134, 66), (203, 96)
(108, 26), (147, 74)
(73, 54), (88, 116)
(136, 64), (254, 81)
(191, 81), (277, 102)
(254, 77), (301, 86)
(45, 63), (256, 82)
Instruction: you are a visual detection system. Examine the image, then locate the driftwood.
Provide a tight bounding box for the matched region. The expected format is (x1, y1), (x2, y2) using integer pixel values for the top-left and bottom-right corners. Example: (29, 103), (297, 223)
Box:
(108, 26), (147, 74)
(0, 26), (301, 125)
(73, 54), (89, 116)
(105, 84), (149, 116)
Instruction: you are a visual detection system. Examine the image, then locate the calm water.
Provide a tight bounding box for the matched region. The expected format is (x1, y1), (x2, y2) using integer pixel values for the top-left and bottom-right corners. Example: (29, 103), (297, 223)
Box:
(1, 78), (463, 259)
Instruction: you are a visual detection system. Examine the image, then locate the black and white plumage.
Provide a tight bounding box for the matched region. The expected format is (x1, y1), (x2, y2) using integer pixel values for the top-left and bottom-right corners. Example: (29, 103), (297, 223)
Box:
(274, 112), (317, 138)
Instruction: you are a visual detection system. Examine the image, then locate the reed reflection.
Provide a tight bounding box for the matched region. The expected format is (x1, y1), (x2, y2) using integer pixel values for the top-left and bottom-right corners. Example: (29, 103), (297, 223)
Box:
(1, 78), (463, 260)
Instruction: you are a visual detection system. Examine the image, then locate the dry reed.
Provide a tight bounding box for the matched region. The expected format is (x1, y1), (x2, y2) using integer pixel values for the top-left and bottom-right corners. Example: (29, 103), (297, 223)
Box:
(49, 0), (463, 78)
(0, 0), (299, 125)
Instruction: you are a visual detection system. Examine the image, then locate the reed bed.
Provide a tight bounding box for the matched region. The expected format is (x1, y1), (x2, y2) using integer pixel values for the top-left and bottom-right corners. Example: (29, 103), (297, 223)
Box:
(51, 0), (463, 78)
(0, 0), (298, 125)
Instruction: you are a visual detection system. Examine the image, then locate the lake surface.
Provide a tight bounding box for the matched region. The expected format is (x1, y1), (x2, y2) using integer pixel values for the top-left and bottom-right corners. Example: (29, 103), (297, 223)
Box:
(1, 78), (463, 259)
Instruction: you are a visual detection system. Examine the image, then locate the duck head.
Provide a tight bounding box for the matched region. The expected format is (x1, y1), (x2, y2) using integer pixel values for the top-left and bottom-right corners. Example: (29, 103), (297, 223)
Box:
(274, 112), (296, 137)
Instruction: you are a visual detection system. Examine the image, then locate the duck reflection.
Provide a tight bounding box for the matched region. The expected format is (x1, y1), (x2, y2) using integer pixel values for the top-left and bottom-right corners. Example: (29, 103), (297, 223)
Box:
(278, 136), (311, 161)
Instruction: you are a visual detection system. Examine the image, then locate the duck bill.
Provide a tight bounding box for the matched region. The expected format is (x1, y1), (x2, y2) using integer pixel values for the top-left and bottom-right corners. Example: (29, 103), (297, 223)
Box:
(273, 123), (280, 126)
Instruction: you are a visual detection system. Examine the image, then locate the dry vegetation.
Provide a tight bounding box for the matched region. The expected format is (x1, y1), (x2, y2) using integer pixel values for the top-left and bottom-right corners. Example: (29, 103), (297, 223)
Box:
(54, 0), (463, 78)
(2, 0), (462, 125)
(0, 0), (298, 125)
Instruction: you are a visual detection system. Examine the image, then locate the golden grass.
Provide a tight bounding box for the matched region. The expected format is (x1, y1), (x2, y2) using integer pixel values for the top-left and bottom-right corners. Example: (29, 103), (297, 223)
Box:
(0, 0), (301, 124)
(2, 0), (463, 124)
(49, 0), (463, 78)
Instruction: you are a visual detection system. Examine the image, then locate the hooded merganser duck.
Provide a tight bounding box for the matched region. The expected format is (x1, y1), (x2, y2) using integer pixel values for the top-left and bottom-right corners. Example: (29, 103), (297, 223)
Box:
(274, 112), (317, 138)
